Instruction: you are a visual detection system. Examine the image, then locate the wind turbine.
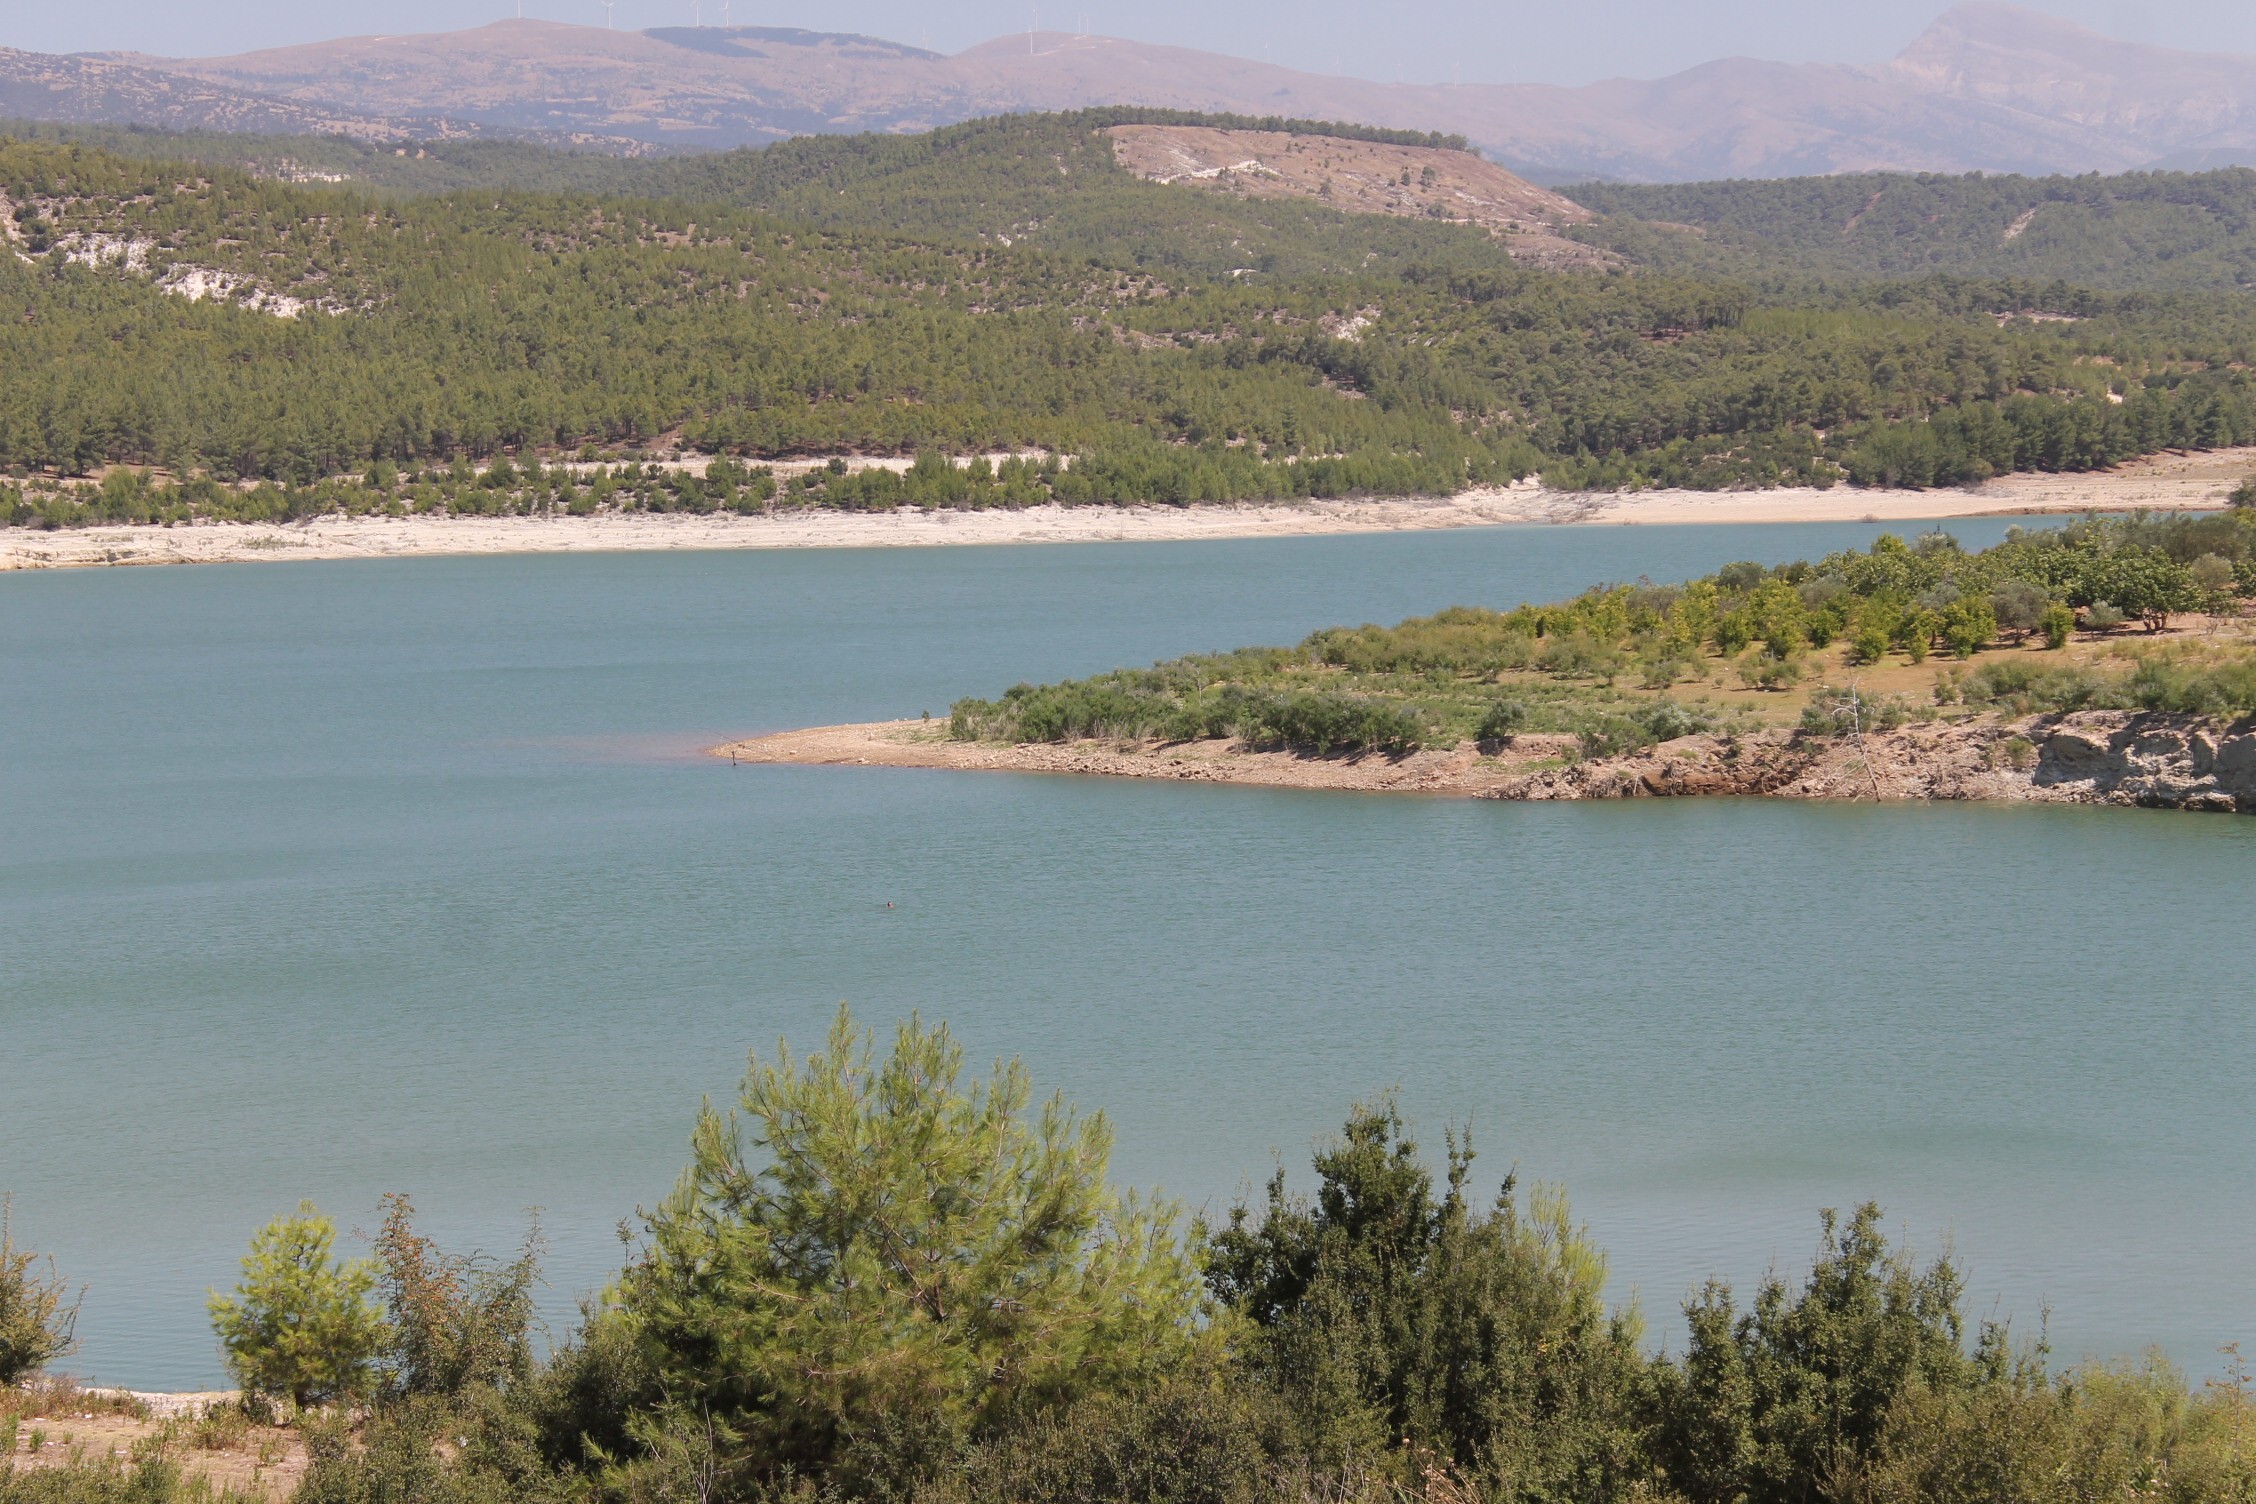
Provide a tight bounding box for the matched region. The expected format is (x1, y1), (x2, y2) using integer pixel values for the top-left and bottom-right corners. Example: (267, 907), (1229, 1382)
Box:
(602, 0), (614, 27)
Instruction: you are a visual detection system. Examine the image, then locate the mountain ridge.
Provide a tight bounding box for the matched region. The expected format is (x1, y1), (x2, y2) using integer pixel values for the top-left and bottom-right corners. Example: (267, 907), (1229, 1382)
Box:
(10, 3), (2256, 180)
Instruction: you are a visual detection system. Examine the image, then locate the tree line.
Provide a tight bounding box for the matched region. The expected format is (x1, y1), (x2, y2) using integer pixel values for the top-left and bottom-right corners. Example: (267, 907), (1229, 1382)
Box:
(5, 1009), (2248, 1504)
(1565, 168), (2256, 293)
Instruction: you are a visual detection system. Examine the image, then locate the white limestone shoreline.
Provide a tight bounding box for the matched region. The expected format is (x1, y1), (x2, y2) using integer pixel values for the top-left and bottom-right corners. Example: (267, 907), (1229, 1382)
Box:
(3, 448), (2246, 571)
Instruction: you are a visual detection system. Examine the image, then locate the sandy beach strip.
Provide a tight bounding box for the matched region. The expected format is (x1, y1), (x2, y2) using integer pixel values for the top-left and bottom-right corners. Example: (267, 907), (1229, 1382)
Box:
(714, 718), (1543, 795)
(3, 448), (2246, 571)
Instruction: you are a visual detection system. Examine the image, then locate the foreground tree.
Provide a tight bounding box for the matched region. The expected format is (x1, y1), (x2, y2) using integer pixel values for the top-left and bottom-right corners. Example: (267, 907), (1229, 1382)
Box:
(208, 1203), (389, 1412)
(613, 1007), (1205, 1493)
(1654, 1203), (1986, 1504)
(371, 1193), (543, 1400)
(1205, 1102), (1656, 1499)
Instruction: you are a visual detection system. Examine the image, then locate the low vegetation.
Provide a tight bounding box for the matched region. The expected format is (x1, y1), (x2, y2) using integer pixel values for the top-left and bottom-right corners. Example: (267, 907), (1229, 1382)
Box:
(950, 513), (2256, 758)
(10, 1008), (2253, 1503)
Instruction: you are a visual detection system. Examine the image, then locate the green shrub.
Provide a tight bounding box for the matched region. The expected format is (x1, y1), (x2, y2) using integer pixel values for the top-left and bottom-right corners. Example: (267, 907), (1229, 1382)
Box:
(1476, 698), (1531, 744)
(2127, 656), (2256, 717)
(935, 1358), (1284, 1504)
(1800, 686), (1914, 735)
(0, 1450), (203, 1504)
(1850, 620), (1893, 665)
(1538, 630), (1628, 681)
(1736, 651), (1806, 691)
(2039, 601), (2076, 649)
(2190, 552), (2239, 614)
(1961, 660), (2117, 713)
(207, 1203), (389, 1411)
(296, 1401), (525, 1504)
(1990, 579), (2051, 641)
(0, 1201), (78, 1386)
(1940, 597), (1998, 659)
(1637, 699), (1714, 743)
(1242, 692), (1422, 755)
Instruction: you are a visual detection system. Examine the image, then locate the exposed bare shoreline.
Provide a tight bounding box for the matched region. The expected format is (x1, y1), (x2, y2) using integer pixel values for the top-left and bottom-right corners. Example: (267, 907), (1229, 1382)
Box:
(712, 711), (2256, 812)
(3, 448), (2247, 571)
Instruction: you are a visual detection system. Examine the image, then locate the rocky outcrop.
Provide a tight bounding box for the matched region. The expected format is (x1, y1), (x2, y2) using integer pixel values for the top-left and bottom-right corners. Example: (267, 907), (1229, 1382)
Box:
(1494, 711), (2256, 811)
(2031, 714), (2256, 811)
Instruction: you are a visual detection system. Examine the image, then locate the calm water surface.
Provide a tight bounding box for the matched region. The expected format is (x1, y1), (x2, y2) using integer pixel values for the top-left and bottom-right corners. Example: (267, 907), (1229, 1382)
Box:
(3, 520), (2251, 1388)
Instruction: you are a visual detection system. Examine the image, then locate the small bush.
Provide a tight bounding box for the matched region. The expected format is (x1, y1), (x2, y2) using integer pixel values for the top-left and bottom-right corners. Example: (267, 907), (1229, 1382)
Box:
(1243, 692), (1422, 755)
(2127, 655), (2256, 716)
(1736, 651), (1805, 691)
(2083, 601), (2127, 632)
(1476, 698), (1530, 744)
(1849, 621), (1893, 665)
(2039, 601), (2075, 650)
(1961, 660), (2117, 713)
(189, 1399), (253, 1451)
(1536, 630), (1627, 681)
(1985, 735), (2038, 771)
(1800, 687), (1913, 735)
(1637, 699), (1713, 743)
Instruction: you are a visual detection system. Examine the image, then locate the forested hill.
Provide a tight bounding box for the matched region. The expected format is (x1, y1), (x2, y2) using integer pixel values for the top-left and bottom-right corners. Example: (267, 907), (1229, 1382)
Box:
(0, 112), (1528, 283)
(16, 112), (2256, 291)
(1565, 170), (2256, 293)
(3, 128), (2256, 519)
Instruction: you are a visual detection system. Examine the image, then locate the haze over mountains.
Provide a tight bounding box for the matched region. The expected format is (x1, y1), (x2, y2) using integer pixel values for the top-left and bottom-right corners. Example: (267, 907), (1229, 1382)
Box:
(4, 1), (2255, 180)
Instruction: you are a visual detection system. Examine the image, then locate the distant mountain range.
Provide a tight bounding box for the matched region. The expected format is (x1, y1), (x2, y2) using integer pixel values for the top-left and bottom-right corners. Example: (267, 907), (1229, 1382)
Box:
(5, 1), (2256, 181)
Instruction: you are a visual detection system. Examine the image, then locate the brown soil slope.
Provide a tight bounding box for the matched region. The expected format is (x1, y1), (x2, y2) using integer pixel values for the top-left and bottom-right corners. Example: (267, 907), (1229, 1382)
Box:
(1105, 125), (1605, 266)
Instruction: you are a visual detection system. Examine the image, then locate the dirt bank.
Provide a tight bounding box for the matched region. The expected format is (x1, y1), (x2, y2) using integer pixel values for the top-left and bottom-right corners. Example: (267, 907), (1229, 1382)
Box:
(5, 447), (2247, 571)
(713, 711), (2256, 812)
(4, 1381), (302, 1499)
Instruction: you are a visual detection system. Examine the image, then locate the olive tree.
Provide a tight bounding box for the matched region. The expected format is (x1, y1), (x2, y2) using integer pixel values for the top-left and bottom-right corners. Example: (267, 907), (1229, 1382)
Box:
(2078, 550), (2193, 633)
(1988, 580), (2050, 642)
(615, 1008), (1204, 1493)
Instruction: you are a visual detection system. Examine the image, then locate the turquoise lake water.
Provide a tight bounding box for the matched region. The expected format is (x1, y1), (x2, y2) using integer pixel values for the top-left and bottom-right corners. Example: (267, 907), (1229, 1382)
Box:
(3, 519), (2251, 1389)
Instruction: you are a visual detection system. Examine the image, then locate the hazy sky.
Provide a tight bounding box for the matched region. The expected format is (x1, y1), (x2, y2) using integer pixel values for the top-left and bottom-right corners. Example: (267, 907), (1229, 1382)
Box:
(8, 0), (2255, 85)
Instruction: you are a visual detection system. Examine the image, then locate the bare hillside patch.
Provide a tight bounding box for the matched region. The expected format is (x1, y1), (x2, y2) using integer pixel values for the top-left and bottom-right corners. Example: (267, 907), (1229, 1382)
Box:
(1105, 124), (1612, 268)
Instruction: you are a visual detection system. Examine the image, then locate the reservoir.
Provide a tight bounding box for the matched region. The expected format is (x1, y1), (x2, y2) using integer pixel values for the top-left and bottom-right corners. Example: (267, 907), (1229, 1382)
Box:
(3, 518), (2250, 1388)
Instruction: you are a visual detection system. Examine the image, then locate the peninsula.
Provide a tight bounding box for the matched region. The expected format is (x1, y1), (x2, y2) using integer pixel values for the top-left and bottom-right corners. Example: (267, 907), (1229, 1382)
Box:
(717, 513), (2256, 812)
